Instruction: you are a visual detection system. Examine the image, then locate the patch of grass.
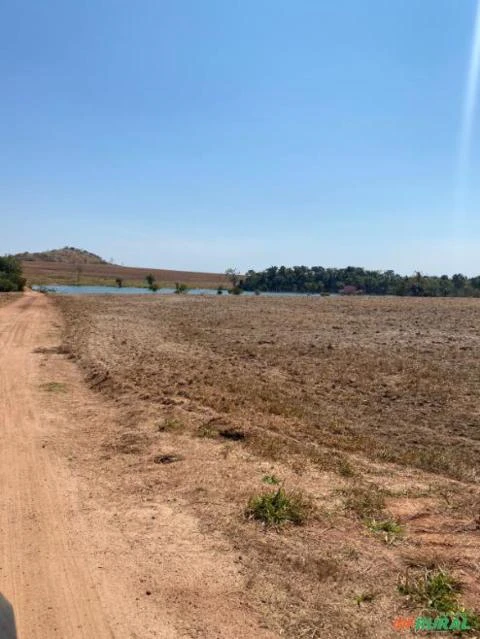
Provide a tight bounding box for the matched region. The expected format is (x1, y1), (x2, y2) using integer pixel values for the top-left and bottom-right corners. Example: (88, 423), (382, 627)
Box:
(246, 488), (310, 526)
(460, 609), (480, 631)
(262, 474), (281, 485)
(337, 456), (356, 477)
(157, 417), (184, 433)
(342, 483), (386, 519)
(355, 591), (376, 606)
(40, 382), (67, 393)
(197, 424), (218, 438)
(367, 518), (404, 544)
(398, 568), (462, 614)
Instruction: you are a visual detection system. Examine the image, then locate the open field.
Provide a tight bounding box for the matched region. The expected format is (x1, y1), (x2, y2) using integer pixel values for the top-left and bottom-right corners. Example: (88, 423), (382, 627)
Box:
(53, 294), (480, 637)
(22, 259), (228, 289)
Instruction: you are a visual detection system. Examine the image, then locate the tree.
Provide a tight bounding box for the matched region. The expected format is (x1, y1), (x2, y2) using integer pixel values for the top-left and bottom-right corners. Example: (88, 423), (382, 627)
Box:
(145, 273), (155, 287)
(0, 256), (26, 292)
(174, 282), (188, 294)
(225, 268), (240, 288)
(452, 273), (467, 291)
(145, 274), (158, 291)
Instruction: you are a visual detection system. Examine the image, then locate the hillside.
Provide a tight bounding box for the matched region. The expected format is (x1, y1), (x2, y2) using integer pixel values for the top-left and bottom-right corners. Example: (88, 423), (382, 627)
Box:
(15, 247), (107, 264)
(16, 247), (227, 289)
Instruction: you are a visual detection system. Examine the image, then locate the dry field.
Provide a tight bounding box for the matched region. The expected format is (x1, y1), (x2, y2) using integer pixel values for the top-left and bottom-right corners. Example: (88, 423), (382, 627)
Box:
(55, 294), (480, 637)
(22, 259), (227, 289)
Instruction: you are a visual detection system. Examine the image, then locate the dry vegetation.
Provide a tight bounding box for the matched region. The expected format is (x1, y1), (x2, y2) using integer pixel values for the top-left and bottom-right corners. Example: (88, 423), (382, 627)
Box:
(55, 294), (480, 637)
(22, 259), (227, 288)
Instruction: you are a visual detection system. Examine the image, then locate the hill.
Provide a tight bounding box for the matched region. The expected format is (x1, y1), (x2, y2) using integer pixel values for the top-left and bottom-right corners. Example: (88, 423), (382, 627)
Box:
(15, 247), (107, 264)
(16, 247), (227, 289)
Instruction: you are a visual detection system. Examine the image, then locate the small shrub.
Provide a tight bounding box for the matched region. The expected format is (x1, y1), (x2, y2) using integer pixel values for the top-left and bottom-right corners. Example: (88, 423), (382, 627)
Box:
(398, 568), (461, 614)
(174, 282), (189, 294)
(197, 424), (218, 438)
(145, 274), (158, 291)
(367, 518), (403, 543)
(246, 488), (310, 526)
(262, 474), (281, 485)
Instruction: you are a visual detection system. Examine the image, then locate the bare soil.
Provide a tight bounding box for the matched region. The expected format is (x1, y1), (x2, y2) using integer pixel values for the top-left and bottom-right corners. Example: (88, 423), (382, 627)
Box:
(52, 294), (480, 637)
(0, 292), (274, 638)
(0, 293), (21, 309)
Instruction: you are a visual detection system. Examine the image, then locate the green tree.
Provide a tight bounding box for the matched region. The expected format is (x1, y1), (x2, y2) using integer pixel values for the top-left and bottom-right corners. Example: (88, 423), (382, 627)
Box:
(0, 256), (26, 292)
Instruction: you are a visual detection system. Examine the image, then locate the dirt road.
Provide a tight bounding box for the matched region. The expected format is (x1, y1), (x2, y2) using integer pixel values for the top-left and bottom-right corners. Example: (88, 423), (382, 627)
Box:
(0, 292), (118, 638)
(0, 292), (273, 639)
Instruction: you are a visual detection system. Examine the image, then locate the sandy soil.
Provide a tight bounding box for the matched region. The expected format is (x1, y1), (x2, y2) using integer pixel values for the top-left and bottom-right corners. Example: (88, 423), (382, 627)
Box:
(52, 294), (480, 638)
(0, 292), (274, 639)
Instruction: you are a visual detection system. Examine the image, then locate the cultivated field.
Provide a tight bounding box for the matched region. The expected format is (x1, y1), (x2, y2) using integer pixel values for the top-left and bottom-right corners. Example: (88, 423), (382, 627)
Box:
(22, 259), (227, 289)
(56, 294), (480, 637)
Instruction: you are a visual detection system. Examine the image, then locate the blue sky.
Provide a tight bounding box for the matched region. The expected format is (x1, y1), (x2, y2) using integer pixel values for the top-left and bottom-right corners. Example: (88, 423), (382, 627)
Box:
(1, 0), (480, 274)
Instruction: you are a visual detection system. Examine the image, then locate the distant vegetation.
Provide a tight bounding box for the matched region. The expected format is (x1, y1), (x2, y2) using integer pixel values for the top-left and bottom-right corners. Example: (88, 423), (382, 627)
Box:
(174, 282), (189, 294)
(225, 267), (243, 295)
(0, 256), (26, 292)
(145, 274), (158, 292)
(242, 266), (480, 297)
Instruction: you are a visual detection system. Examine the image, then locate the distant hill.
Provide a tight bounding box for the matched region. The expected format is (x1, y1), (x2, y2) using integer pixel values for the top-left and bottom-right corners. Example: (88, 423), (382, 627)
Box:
(15, 247), (107, 265)
(15, 247), (227, 289)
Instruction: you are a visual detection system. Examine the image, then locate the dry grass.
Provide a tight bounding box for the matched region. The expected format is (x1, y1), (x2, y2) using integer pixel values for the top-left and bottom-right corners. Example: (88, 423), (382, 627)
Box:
(22, 259), (227, 288)
(54, 294), (480, 637)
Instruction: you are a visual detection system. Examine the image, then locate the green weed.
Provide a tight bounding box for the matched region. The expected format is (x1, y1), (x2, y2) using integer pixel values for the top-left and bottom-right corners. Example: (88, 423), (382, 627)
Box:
(262, 474), (281, 485)
(398, 568), (461, 614)
(246, 488), (310, 526)
(367, 518), (404, 543)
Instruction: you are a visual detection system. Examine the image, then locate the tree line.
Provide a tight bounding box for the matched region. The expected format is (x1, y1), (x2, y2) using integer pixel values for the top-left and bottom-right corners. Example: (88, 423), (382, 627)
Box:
(0, 256), (26, 292)
(240, 266), (480, 297)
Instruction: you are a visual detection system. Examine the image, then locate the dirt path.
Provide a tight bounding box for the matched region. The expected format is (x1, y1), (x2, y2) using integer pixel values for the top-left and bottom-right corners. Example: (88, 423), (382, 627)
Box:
(0, 293), (118, 638)
(0, 292), (273, 639)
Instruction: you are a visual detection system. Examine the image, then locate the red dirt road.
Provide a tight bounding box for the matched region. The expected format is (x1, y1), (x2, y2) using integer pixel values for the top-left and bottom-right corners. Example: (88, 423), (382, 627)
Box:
(0, 292), (273, 639)
(0, 293), (117, 638)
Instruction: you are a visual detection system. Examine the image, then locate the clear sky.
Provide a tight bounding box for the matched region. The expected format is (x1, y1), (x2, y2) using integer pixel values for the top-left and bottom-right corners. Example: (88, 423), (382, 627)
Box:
(1, 0), (480, 275)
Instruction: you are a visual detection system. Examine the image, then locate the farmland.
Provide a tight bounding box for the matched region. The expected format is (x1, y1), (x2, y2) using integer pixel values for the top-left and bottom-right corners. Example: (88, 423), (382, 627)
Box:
(21, 259), (228, 289)
(54, 294), (480, 637)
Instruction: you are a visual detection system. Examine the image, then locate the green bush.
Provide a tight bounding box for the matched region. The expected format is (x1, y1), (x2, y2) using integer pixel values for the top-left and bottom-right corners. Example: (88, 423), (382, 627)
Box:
(174, 282), (189, 294)
(0, 256), (25, 292)
(398, 568), (461, 614)
(246, 488), (309, 526)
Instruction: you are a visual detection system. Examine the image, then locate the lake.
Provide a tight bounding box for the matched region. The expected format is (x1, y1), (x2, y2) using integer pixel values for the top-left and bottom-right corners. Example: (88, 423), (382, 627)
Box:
(32, 285), (325, 297)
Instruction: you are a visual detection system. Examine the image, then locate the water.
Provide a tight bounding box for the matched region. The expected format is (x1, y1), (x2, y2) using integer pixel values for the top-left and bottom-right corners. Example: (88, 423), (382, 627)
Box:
(32, 284), (326, 297)
(33, 285), (226, 295)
